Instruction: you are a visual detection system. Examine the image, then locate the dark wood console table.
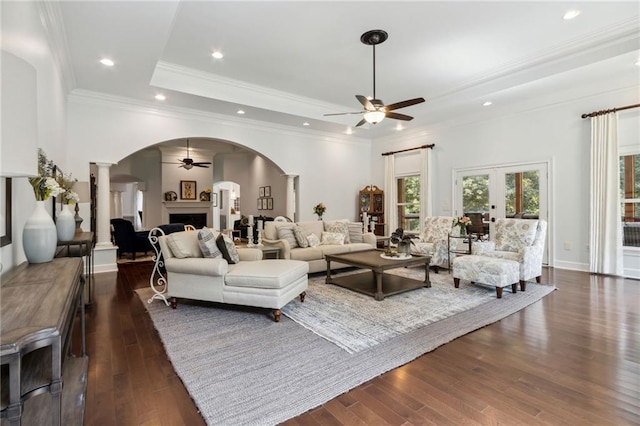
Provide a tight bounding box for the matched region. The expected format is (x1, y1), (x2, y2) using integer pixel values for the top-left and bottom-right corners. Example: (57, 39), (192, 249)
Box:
(0, 258), (87, 425)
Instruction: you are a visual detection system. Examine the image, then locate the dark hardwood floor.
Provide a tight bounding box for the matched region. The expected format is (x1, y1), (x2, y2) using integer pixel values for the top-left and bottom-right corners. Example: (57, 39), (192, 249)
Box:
(78, 264), (639, 425)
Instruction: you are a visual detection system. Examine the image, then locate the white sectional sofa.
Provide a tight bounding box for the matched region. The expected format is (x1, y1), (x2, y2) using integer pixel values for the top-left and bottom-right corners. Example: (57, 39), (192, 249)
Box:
(263, 220), (376, 273)
(148, 227), (308, 322)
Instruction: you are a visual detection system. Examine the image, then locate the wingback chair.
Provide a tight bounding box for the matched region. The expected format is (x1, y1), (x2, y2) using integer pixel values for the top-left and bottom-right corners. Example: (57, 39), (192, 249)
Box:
(110, 218), (153, 259)
(472, 218), (547, 283)
(411, 216), (460, 270)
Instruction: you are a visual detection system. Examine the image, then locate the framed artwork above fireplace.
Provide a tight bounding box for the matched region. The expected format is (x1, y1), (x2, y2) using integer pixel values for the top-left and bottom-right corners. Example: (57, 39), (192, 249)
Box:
(180, 180), (196, 200)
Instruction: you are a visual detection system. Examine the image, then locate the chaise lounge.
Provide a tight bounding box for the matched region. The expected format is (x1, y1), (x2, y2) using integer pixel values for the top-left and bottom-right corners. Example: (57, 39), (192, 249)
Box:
(148, 227), (308, 322)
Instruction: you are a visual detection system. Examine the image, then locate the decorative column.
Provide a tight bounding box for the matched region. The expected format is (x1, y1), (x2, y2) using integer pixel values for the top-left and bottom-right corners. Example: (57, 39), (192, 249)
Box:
(286, 174), (297, 221)
(95, 162), (114, 247)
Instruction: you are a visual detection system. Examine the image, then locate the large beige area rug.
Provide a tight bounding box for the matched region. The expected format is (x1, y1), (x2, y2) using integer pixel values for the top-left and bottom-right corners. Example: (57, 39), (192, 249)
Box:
(137, 268), (555, 426)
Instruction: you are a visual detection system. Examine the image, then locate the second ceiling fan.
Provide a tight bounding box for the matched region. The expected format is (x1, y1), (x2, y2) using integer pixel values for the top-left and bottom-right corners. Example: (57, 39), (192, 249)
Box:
(325, 29), (425, 127)
(165, 139), (212, 170)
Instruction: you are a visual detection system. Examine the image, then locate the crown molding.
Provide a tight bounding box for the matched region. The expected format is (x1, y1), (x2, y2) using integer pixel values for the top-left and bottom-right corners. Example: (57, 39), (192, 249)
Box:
(432, 17), (640, 102)
(68, 89), (371, 147)
(38, 1), (76, 93)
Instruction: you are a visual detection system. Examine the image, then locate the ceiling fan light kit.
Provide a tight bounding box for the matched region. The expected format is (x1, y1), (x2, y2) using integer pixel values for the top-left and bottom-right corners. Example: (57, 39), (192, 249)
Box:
(324, 29), (425, 127)
(164, 139), (212, 169)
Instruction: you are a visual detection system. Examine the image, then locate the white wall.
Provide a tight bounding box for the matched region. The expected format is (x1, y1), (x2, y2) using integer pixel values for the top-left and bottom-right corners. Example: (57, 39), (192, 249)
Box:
(1, 1), (69, 272)
(373, 87), (640, 273)
(66, 95), (373, 226)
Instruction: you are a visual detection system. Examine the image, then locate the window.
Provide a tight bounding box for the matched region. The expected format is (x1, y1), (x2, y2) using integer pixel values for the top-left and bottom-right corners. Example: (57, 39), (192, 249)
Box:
(396, 175), (420, 233)
(620, 153), (640, 247)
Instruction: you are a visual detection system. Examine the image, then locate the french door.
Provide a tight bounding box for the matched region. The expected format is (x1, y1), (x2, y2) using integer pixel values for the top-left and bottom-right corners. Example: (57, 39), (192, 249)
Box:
(454, 161), (549, 263)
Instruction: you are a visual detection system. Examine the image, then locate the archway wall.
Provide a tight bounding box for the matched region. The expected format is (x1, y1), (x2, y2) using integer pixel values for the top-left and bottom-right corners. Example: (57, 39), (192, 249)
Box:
(67, 94), (374, 222)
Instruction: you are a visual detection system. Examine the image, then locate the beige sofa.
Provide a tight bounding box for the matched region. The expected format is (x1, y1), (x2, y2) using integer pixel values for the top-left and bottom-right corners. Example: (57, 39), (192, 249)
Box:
(263, 220), (376, 273)
(148, 228), (308, 322)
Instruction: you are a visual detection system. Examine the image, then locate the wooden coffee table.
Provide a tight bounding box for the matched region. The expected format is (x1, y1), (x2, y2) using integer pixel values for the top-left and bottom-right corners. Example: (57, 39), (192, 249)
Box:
(324, 249), (431, 301)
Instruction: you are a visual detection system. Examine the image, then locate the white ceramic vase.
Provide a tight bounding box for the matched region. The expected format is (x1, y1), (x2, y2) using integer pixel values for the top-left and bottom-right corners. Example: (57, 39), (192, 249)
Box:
(56, 204), (76, 241)
(23, 200), (58, 263)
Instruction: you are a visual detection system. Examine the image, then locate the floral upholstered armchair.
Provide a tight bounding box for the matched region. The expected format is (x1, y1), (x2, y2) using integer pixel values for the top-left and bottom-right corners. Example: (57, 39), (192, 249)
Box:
(472, 218), (547, 283)
(411, 216), (460, 270)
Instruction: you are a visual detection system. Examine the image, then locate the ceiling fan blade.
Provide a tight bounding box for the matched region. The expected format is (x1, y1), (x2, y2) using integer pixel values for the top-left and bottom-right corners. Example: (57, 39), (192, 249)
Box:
(193, 164), (210, 168)
(356, 95), (374, 110)
(324, 111), (365, 116)
(385, 97), (425, 111)
(192, 162), (212, 166)
(385, 112), (414, 121)
(355, 118), (367, 127)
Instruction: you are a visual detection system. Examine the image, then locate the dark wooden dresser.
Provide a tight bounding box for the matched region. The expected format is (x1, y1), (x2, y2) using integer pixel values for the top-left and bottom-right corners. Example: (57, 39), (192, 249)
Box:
(1, 258), (87, 425)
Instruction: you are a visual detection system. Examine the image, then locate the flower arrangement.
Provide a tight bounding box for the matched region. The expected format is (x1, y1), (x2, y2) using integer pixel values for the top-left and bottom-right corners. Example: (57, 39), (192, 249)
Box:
(57, 172), (79, 204)
(29, 149), (64, 201)
(454, 216), (472, 232)
(313, 202), (326, 218)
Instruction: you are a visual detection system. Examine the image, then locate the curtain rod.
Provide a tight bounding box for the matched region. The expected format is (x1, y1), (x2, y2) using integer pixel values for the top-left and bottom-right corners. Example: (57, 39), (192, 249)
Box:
(581, 103), (640, 119)
(381, 144), (435, 156)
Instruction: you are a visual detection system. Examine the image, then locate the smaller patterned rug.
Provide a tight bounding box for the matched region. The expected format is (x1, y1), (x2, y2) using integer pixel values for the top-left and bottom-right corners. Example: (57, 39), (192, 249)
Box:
(283, 267), (540, 353)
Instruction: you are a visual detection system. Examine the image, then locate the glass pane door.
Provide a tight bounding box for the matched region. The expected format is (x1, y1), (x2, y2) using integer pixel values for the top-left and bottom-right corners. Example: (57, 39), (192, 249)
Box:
(456, 162), (549, 264)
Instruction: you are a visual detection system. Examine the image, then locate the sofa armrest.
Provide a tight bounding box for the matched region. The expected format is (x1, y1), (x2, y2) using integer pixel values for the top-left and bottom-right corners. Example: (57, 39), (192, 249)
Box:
(363, 232), (377, 247)
(237, 248), (263, 261)
(165, 257), (228, 277)
(263, 238), (291, 259)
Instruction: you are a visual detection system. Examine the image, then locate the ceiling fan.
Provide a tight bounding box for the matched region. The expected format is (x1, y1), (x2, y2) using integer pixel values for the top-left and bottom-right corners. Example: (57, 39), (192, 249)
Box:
(165, 140), (212, 170)
(324, 29), (425, 127)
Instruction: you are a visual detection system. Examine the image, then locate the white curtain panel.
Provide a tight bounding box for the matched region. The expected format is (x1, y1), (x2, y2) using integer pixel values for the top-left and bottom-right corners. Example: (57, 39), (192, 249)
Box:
(384, 154), (397, 236)
(589, 112), (623, 275)
(420, 148), (432, 221)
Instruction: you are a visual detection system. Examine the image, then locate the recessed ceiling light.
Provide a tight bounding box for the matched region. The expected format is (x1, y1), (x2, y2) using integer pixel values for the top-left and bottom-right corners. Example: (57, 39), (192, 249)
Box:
(635, 60), (640, 67)
(303, 122), (310, 126)
(100, 58), (114, 67)
(212, 51), (224, 59)
(237, 109), (245, 115)
(155, 94), (166, 101)
(563, 10), (580, 20)
(395, 124), (404, 131)
(346, 127), (353, 135)
(483, 101), (492, 106)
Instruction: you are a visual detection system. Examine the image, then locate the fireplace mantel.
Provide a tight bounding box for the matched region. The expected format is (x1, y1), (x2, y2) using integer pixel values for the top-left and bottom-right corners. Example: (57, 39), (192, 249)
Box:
(162, 201), (213, 228)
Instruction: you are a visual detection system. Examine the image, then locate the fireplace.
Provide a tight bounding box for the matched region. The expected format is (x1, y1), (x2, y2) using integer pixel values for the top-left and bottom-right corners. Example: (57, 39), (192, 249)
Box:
(170, 213), (207, 229)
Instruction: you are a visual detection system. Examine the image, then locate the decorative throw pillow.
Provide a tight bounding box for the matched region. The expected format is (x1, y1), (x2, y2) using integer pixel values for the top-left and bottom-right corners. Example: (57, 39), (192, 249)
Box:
(293, 226), (309, 248)
(306, 233), (320, 248)
(324, 220), (350, 244)
(276, 225), (299, 248)
(348, 222), (364, 243)
(321, 231), (345, 245)
(197, 227), (222, 258)
(216, 234), (240, 264)
(167, 231), (203, 258)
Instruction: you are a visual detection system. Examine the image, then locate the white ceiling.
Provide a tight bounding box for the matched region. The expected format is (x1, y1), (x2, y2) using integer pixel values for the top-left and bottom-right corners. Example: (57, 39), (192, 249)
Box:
(55, 1), (639, 141)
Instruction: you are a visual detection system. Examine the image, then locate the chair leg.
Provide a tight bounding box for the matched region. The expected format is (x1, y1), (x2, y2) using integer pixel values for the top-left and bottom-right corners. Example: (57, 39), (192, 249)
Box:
(511, 283), (518, 293)
(299, 291), (306, 302)
(273, 309), (281, 322)
(536, 276), (541, 283)
(453, 278), (460, 288)
(520, 280), (526, 291)
(170, 297), (177, 309)
(496, 287), (503, 298)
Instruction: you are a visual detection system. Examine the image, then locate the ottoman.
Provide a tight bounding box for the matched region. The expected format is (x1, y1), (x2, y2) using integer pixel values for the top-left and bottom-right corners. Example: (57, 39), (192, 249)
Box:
(452, 255), (520, 298)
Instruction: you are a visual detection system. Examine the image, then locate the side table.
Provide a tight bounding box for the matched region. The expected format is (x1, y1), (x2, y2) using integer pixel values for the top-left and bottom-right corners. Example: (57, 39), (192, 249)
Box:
(56, 231), (94, 305)
(447, 233), (473, 271)
(236, 243), (281, 259)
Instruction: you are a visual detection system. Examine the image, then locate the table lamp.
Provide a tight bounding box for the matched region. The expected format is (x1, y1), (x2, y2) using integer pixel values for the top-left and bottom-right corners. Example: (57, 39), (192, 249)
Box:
(73, 181), (91, 231)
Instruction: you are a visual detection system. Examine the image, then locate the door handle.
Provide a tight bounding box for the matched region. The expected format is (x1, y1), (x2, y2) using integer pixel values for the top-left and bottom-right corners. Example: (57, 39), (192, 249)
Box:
(491, 217), (496, 222)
